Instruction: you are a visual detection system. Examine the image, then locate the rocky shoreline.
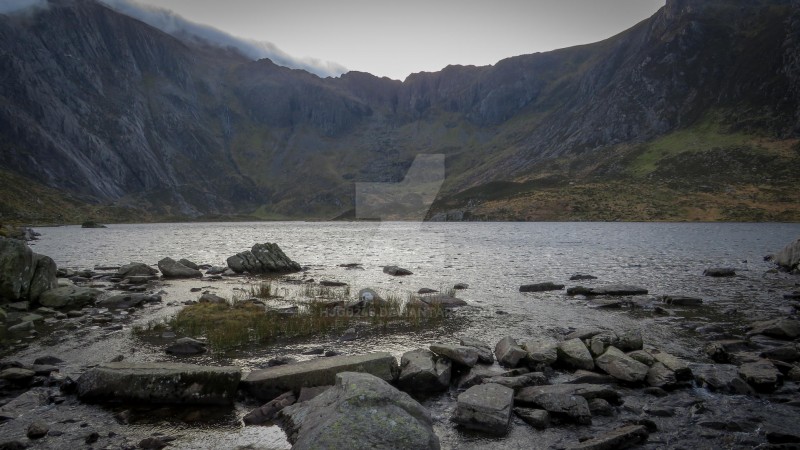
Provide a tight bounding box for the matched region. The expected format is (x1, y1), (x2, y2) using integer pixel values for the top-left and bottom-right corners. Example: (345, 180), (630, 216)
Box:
(0, 234), (799, 449)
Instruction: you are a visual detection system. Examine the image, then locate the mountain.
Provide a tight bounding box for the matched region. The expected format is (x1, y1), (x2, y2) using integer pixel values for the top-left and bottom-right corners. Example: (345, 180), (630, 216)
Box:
(0, 0), (798, 224)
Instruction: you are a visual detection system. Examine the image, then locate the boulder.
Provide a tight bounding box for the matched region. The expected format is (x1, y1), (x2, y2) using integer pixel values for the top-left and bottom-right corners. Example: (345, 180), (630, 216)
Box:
(566, 424), (649, 450)
(453, 283), (469, 290)
(649, 350), (691, 380)
(198, 293), (227, 304)
(279, 372), (439, 450)
(96, 293), (159, 309)
(519, 282), (564, 292)
(165, 337), (208, 355)
(748, 319), (800, 340)
(77, 362), (241, 405)
(226, 243), (301, 274)
(568, 285), (648, 296)
(243, 391), (296, 425)
(483, 372), (547, 391)
(627, 350), (656, 366)
(689, 363), (741, 392)
(0, 237), (57, 304)
(522, 339), (558, 366)
(115, 262), (158, 279)
(595, 347), (649, 383)
(516, 387), (592, 425)
(514, 408), (550, 429)
(177, 258), (200, 270)
(645, 362), (677, 388)
(661, 295), (703, 306)
(243, 352), (398, 401)
(459, 337), (494, 364)
(452, 383), (514, 435)
(774, 236), (800, 271)
(760, 344), (800, 362)
(738, 359), (782, 392)
(703, 268), (736, 277)
(398, 349), (451, 392)
(703, 340), (755, 363)
(587, 332), (618, 356)
(455, 366), (529, 389)
(38, 286), (101, 309)
(429, 344), (479, 367)
(383, 265), (413, 276)
(158, 257), (202, 278)
(557, 339), (595, 370)
(418, 288), (438, 294)
(495, 336), (528, 367)
(516, 384), (620, 404)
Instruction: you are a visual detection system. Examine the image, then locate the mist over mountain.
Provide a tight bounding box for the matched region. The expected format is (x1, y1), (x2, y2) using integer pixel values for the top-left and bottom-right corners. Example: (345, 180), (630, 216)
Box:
(1, 0), (799, 223)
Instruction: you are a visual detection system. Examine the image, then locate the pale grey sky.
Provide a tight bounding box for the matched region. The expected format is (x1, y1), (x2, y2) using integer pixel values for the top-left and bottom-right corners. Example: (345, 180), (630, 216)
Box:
(126, 0), (666, 81)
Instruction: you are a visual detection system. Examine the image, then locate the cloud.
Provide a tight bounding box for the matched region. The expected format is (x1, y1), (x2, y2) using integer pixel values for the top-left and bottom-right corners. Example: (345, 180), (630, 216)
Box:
(0, 0), (47, 14)
(97, 0), (347, 78)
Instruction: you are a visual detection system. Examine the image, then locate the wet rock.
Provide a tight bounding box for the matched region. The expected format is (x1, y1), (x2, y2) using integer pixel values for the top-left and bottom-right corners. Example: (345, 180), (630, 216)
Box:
(115, 263), (157, 279)
(689, 363), (740, 392)
(517, 384), (619, 404)
(420, 294), (467, 308)
(495, 337), (528, 367)
(198, 293), (227, 304)
(139, 435), (176, 449)
(157, 257), (202, 278)
(645, 363), (677, 388)
(383, 265), (413, 276)
(398, 349), (451, 392)
(774, 236), (800, 272)
(38, 286), (101, 309)
(0, 389), (48, 420)
(514, 407), (550, 429)
(452, 383), (514, 435)
(453, 283), (469, 290)
(243, 391), (296, 425)
(522, 339), (558, 366)
(301, 347), (325, 355)
(279, 372), (438, 450)
(569, 285), (648, 296)
(616, 330), (643, 351)
(661, 295), (703, 306)
(567, 370), (618, 385)
(177, 258), (199, 270)
(588, 398), (614, 416)
(566, 424), (649, 450)
(519, 282), (564, 292)
(703, 267), (736, 277)
(704, 340), (756, 363)
(226, 243), (302, 274)
(165, 337), (207, 355)
(748, 319), (800, 340)
(455, 366), (529, 389)
(595, 347), (649, 383)
(570, 274), (597, 281)
(26, 421), (48, 439)
(0, 237), (57, 303)
(243, 352), (398, 401)
(205, 266), (227, 275)
(567, 286), (594, 296)
(430, 344), (479, 367)
(739, 359), (782, 392)
(648, 350), (691, 380)
(0, 368), (35, 384)
(97, 293), (159, 309)
(266, 356), (295, 367)
(516, 387), (591, 425)
(459, 338), (494, 364)
(33, 356), (64, 366)
(558, 338), (595, 370)
(483, 372), (547, 391)
(77, 362), (241, 405)
(587, 332), (618, 357)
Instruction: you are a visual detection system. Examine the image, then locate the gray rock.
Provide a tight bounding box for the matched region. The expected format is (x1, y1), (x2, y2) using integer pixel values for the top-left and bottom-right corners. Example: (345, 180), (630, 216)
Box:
(495, 336), (528, 367)
(514, 407), (550, 429)
(34, 355), (64, 365)
(430, 344), (479, 367)
(517, 388), (591, 425)
(226, 243), (301, 274)
(587, 332), (618, 357)
(0, 389), (48, 420)
(38, 286), (101, 309)
(243, 352), (399, 401)
(0, 237), (57, 303)
(748, 319), (800, 340)
(77, 362), (241, 405)
(383, 265), (413, 276)
(649, 350), (691, 380)
(645, 362), (677, 388)
(689, 363), (740, 392)
(522, 339), (558, 366)
(455, 366), (529, 389)
(339, 327), (357, 341)
(165, 337), (208, 355)
(566, 424), (649, 449)
(279, 372), (439, 450)
(398, 349), (451, 392)
(27, 421), (49, 439)
(661, 295), (703, 306)
(567, 285), (648, 296)
(418, 288), (438, 294)
(115, 262), (158, 278)
(557, 338), (595, 370)
(616, 330), (643, 351)
(703, 340), (755, 363)
(453, 283), (469, 290)
(519, 282), (565, 292)
(738, 359), (782, 392)
(198, 293), (227, 304)
(775, 236), (800, 271)
(158, 257), (202, 278)
(459, 337), (494, 364)
(8, 321), (34, 334)
(96, 293), (159, 309)
(760, 344), (800, 362)
(588, 398), (615, 416)
(703, 267), (736, 277)
(566, 370), (618, 385)
(483, 372), (547, 391)
(570, 274), (598, 281)
(452, 383), (514, 435)
(516, 383), (620, 404)
(243, 391), (296, 425)
(596, 347), (649, 383)
(297, 385), (331, 402)
(178, 258), (199, 270)
(627, 350), (655, 366)
(0, 367), (36, 383)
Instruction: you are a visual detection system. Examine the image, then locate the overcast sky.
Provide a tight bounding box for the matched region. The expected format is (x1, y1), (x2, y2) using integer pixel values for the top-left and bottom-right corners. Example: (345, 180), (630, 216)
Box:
(130, 0), (666, 81)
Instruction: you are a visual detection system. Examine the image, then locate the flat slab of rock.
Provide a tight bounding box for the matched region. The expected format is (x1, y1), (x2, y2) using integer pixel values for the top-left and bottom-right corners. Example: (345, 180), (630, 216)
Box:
(430, 344), (479, 367)
(516, 387), (591, 424)
(566, 424), (649, 450)
(661, 295), (703, 306)
(519, 282), (564, 293)
(558, 338), (595, 370)
(566, 285), (648, 296)
(483, 372), (547, 391)
(77, 363), (241, 405)
(649, 350), (691, 380)
(739, 359), (782, 392)
(459, 338), (494, 364)
(522, 339), (558, 366)
(748, 319), (800, 340)
(243, 391), (296, 425)
(495, 336), (528, 367)
(38, 286), (101, 309)
(646, 362), (677, 388)
(243, 352), (398, 401)
(280, 372), (438, 450)
(595, 347), (649, 383)
(516, 384), (620, 404)
(398, 349), (451, 392)
(703, 267), (736, 277)
(452, 383), (514, 435)
(689, 363), (741, 392)
(514, 407), (550, 429)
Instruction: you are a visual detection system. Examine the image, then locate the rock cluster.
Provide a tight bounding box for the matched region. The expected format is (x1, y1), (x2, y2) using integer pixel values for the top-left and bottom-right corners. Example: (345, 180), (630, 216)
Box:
(226, 243), (301, 274)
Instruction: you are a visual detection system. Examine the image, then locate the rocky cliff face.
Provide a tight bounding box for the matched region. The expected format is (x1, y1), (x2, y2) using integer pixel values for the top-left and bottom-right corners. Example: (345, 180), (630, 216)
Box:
(0, 0), (797, 221)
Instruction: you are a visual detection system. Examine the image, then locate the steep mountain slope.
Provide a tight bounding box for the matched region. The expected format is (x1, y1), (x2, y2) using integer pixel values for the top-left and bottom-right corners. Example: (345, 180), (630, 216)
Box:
(0, 0), (798, 223)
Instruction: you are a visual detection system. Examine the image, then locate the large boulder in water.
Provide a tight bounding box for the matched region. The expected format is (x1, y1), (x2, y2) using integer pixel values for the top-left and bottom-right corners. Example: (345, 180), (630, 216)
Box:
(157, 257), (202, 278)
(0, 237), (57, 304)
(775, 237), (800, 272)
(39, 286), (101, 309)
(279, 371), (440, 450)
(226, 243), (301, 274)
(114, 262), (158, 279)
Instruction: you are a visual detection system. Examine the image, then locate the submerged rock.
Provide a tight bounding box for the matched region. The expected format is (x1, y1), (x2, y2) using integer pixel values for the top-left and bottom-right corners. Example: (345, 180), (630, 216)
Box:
(703, 267), (736, 277)
(452, 383), (514, 435)
(226, 243), (301, 274)
(738, 359), (782, 392)
(279, 372), (439, 450)
(519, 282), (565, 293)
(420, 294), (467, 308)
(566, 285), (648, 296)
(748, 319), (800, 340)
(96, 293), (159, 309)
(77, 362), (241, 405)
(661, 295), (703, 306)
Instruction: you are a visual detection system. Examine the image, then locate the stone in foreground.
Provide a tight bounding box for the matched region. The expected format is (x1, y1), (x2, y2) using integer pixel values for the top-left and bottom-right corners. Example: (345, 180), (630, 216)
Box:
(566, 424), (649, 450)
(77, 362), (241, 405)
(514, 407), (550, 429)
(595, 347), (649, 383)
(398, 349), (451, 392)
(243, 352), (398, 401)
(430, 344), (479, 367)
(452, 383), (514, 435)
(738, 359), (782, 392)
(495, 336), (528, 367)
(558, 338), (595, 370)
(280, 372), (439, 450)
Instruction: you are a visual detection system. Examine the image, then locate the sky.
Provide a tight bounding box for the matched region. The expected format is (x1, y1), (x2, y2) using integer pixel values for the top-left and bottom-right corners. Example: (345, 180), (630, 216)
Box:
(118, 0), (666, 81)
